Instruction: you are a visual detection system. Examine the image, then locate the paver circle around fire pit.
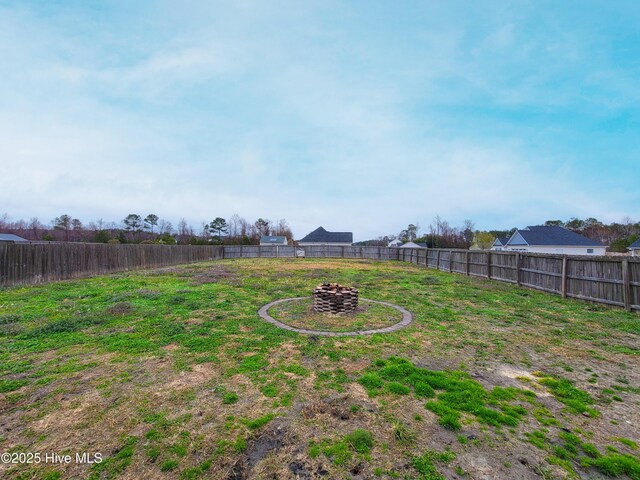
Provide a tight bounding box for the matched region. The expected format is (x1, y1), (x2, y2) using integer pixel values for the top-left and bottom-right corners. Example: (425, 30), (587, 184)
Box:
(258, 297), (413, 336)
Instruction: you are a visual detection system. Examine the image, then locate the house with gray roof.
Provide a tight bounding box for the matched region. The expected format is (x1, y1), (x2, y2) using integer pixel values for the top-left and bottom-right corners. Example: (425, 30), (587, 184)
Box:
(0, 233), (29, 244)
(298, 227), (353, 246)
(399, 241), (427, 249)
(504, 226), (606, 255)
(629, 239), (640, 257)
(490, 237), (510, 251)
(260, 235), (288, 246)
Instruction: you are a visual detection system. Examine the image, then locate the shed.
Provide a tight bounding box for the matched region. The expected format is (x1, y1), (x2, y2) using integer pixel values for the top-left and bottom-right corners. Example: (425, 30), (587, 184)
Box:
(260, 235), (288, 246)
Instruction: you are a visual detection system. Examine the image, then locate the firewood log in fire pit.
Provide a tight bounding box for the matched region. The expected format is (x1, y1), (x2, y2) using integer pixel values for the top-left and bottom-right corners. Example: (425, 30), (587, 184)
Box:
(313, 283), (359, 314)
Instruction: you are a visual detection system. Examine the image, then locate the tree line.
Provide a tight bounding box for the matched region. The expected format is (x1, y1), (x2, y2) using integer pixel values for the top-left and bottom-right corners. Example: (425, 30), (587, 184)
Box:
(355, 217), (476, 249)
(356, 215), (639, 252)
(0, 213), (293, 245)
(2, 212), (637, 251)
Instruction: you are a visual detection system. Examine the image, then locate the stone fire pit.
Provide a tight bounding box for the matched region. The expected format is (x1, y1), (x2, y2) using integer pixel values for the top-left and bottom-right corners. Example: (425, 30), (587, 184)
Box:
(313, 283), (358, 314)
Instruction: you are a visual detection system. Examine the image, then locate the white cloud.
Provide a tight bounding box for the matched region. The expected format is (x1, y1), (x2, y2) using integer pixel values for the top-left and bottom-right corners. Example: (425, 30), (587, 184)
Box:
(0, 1), (637, 241)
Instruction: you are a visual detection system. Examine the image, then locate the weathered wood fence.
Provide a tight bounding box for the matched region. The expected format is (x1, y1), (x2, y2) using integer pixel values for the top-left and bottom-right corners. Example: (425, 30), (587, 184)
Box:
(394, 248), (639, 313)
(1, 243), (638, 312)
(222, 245), (399, 260)
(224, 246), (640, 312)
(0, 243), (223, 285)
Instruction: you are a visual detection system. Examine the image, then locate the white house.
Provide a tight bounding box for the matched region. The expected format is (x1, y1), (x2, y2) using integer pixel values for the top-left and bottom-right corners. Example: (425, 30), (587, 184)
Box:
(388, 239), (403, 247)
(629, 239), (640, 257)
(260, 235), (288, 246)
(298, 227), (353, 246)
(503, 226), (606, 255)
(490, 237), (510, 251)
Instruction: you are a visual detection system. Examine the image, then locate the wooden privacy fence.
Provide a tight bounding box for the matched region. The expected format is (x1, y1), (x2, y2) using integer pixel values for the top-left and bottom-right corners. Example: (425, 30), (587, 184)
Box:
(224, 246), (639, 313)
(0, 243), (223, 286)
(1, 243), (638, 312)
(394, 248), (639, 312)
(222, 245), (400, 260)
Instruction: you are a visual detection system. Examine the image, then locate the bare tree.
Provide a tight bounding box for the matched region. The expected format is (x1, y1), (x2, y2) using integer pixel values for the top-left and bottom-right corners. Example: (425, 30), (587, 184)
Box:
(272, 218), (293, 241)
(228, 214), (242, 238)
(239, 217), (251, 240)
(200, 222), (211, 241)
(158, 219), (173, 235)
(0, 213), (9, 230)
(28, 217), (43, 240)
(176, 218), (193, 244)
(462, 219), (475, 247)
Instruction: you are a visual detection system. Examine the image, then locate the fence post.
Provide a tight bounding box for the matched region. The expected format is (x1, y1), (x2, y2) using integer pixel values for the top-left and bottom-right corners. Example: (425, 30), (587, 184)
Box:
(342, 246), (345, 258)
(487, 252), (491, 279)
(449, 250), (453, 273)
(622, 259), (631, 312)
(465, 251), (470, 276)
(240, 245), (243, 258)
(515, 252), (520, 285)
(561, 256), (568, 298)
(436, 250), (440, 270)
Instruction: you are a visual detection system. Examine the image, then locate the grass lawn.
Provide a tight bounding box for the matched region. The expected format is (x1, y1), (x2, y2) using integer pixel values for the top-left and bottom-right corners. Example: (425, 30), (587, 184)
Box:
(0, 258), (639, 479)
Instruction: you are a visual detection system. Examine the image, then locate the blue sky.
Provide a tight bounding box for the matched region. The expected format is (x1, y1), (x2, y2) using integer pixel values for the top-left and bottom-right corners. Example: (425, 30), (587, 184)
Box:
(0, 1), (638, 240)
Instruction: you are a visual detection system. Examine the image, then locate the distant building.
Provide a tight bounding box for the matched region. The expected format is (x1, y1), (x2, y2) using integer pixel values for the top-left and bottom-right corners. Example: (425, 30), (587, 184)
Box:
(298, 227), (353, 246)
(503, 226), (606, 255)
(490, 237), (510, 251)
(0, 233), (29, 244)
(260, 235), (288, 246)
(629, 239), (640, 257)
(399, 241), (427, 249)
(388, 239), (403, 247)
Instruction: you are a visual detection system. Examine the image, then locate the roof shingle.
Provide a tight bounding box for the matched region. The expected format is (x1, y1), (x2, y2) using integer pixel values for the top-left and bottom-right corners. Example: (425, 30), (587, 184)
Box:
(299, 227), (353, 244)
(510, 226), (603, 247)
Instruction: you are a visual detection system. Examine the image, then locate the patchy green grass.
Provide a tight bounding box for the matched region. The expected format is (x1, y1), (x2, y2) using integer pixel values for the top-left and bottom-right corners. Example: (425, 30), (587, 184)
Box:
(0, 258), (638, 479)
(359, 357), (531, 430)
(412, 449), (457, 480)
(309, 429), (374, 466)
(533, 372), (599, 417)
